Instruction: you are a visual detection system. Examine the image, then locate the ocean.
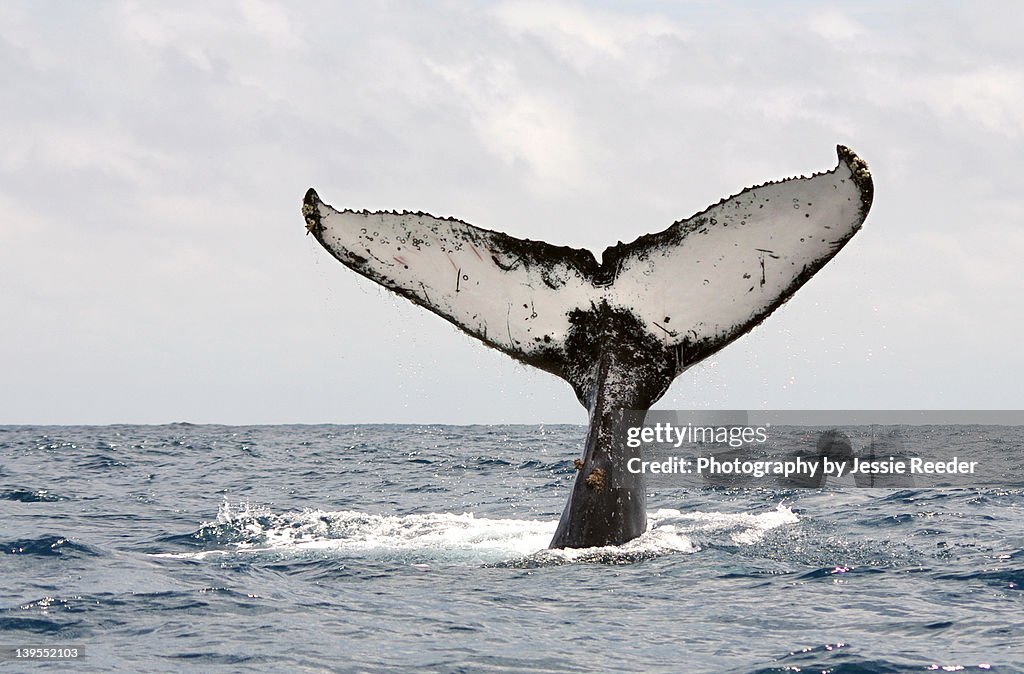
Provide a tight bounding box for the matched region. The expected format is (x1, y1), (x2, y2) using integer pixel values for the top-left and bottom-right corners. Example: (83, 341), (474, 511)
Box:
(1, 424), (1021, 673)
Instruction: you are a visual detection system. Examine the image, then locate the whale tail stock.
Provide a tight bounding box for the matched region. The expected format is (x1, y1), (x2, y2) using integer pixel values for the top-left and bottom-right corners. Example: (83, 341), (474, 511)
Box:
(303, 146), (873, 548)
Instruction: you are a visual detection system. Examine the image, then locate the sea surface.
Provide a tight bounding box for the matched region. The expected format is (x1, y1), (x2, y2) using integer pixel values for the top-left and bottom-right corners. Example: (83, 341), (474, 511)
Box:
(1, 424), (1022, 673)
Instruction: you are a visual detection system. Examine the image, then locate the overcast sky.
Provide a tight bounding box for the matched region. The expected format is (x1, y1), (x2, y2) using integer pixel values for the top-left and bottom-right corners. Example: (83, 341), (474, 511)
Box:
(2, 1), (1022, 424)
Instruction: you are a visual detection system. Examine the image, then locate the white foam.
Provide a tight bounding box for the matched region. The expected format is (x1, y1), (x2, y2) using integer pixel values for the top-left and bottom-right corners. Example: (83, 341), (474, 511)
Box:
(647, 503), (799, 545)
(154, 502), (798, 564)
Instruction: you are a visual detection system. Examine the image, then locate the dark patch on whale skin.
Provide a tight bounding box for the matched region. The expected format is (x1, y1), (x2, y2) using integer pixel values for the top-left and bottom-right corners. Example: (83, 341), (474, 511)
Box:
(548, 303), (676, 548)
(559, 301), (677, 407)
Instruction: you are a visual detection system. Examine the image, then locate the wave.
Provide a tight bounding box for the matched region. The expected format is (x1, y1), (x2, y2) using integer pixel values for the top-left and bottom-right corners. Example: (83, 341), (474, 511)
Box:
(0, 488), (64, 502)
(2, 535), (98, 557)
(0, 616), (77, 635)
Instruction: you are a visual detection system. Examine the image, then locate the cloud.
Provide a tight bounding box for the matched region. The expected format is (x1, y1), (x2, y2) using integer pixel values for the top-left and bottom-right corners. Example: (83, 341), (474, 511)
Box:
(492, 0), (686, 70)
(425, 57), (589, 195)
(920, 66), (1024, 139)
(0, 1), (1021, 422)
(807, 8), (866, 43)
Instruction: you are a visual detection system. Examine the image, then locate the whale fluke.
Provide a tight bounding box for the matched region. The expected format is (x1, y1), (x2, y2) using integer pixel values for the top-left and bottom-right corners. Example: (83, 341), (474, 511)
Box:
(304, 145), (873, 548)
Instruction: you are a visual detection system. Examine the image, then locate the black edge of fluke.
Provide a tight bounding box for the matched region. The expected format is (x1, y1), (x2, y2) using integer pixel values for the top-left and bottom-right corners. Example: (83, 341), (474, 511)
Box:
(303, 187), (324, 238)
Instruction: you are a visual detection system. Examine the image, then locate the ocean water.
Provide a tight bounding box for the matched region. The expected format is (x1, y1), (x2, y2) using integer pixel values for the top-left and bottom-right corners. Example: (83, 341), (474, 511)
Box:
(1, 424), (1022, 673)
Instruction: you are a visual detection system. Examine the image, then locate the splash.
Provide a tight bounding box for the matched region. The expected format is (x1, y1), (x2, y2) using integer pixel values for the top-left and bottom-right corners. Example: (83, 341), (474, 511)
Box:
(155, 501), (798, 566)
(647, 503), (800, 545)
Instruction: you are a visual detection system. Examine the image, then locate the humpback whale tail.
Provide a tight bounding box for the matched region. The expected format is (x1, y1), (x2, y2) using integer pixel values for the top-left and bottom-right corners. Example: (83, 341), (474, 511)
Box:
(303, 146), (873, 548)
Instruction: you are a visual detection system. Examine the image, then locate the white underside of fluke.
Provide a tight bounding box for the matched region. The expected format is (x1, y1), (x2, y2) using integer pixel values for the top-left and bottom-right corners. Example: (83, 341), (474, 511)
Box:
(612, 161), (865, 349)
(309, 203), (594, 355)
(306, 147), (871, 371)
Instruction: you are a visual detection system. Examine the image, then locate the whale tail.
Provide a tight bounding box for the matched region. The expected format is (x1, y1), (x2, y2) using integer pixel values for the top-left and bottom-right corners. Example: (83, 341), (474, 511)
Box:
(304, 146), (873, 548)
(303, 145), (872, 405)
